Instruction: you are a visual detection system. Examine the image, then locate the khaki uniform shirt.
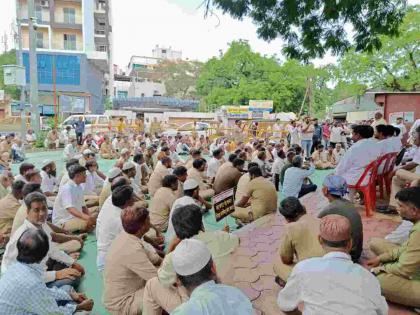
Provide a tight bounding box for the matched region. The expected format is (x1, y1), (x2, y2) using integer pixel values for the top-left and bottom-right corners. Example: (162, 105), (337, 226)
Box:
(99, 181), (112, 208)
(187, 168), (210, 191)
(213, 165), (242, 195)
(0, 194), (21, 235)
(103, 231), (159, 314)
(0, 141), (11, 154)
(245, 177), (277, 219)
(100, 142), (112, 155)
(147, 164), (170, 197)
(235, 173), (250, 201)
(379, 221), (420, 280)
(279, 214), (325, 263)
(149, 187), (177, 232)
(158, 230), (239, 287)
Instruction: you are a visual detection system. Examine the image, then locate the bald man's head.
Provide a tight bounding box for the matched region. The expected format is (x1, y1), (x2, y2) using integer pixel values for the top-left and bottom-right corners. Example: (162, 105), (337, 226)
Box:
(319, 214), (352, 252)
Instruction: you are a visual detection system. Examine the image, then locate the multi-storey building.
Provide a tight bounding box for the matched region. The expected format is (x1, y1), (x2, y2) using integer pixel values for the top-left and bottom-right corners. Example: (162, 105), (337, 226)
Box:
(16, 0), (112, 115)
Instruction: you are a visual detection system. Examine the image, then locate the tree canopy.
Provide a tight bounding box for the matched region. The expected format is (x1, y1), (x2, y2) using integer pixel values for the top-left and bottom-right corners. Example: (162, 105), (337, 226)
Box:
(334, 6), (419, 91)
(153, 60), (203, 99)
(205, 0), (407, 61)
(196, 40), (334, 116)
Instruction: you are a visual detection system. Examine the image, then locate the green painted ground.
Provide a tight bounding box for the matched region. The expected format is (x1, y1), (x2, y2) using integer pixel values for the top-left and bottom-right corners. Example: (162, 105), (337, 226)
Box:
(10, 150), (332, 315)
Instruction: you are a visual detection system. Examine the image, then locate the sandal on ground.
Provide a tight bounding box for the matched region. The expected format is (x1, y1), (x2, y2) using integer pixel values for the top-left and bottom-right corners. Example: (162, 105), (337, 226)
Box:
(376, 206), (399, 215)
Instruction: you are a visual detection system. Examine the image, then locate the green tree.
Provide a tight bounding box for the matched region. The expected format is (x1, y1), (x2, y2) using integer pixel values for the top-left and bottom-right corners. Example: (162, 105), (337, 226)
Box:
(204, 0), (407, 61)
(0, 50), (21, 100)
(335, 6), (419, 91)
(197, 40), (332, 115)
(153, 60), (203, 99)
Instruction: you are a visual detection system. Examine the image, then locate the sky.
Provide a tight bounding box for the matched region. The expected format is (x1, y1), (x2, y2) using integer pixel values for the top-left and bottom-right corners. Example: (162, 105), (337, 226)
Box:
(1, 0), (419, 70)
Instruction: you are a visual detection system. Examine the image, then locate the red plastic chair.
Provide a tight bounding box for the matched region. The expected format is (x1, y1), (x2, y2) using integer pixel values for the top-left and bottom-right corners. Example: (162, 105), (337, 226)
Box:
(377, 152), (398, 199)
(348, 160), (378, 217)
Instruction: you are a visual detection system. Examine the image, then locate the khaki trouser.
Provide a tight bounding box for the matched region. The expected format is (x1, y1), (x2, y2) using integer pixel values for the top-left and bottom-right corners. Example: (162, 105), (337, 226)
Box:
(273, 260), (294, 282)
(370, 237), (420, 307)
(369, 237), (399, 256)
(85, 195), (99, 208)
(314, 161), (334, 170)
(61, 207), (98, 233)
(232, 206), (252, 222)
(142, 277), (189, 315)
(389, 169), (420, 207)
(199, 189), (215, 200)
(57, 239), (81, 254)
(232, 206), (273, 223)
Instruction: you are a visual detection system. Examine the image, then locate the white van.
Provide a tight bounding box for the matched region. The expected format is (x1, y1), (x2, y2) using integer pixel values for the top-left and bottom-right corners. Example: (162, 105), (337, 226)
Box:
(60, 114), (110, 136)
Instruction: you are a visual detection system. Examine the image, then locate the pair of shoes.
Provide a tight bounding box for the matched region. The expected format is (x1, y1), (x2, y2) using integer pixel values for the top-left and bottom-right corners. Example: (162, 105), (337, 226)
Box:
(376, 206), (399, 215)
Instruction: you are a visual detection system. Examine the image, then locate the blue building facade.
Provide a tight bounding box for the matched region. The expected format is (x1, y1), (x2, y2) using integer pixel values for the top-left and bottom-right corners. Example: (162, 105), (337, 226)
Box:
(21, 51), (104, 114)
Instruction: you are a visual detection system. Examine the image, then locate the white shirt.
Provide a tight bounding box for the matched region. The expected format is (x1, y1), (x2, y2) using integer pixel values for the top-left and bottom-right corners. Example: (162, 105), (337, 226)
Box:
(133, 161), (143, 186)
(277, 252), (388, 315)
(52, 180), (86, 225)
(330, 127), (343, 143)
(333, 148), (345, 163)
(392, 123), (407, 139)
(63, 144), (78, 161)
(377, 137), (401, 156)
(170, 151), (182, 165)
(40, 170), (57, 193)
(207, 157), (221, 179)
(282, 166), (315, 198)
(409, 119), (420, 139)
(83, 170), (104, 195)
(96, 196), (123, 270)
(335, 138), (381, 185)
(273, 123), (282, 138)
(14, 174), (27, 183)
(166, 196), (201, 243)
(272, 157), (285, 175)
(385, 219), (413, 245)
(111, 138), (119, 151)
(25, 133), (36, 142)
(1, 219), (74, 283)
(288, 126), (300, 145)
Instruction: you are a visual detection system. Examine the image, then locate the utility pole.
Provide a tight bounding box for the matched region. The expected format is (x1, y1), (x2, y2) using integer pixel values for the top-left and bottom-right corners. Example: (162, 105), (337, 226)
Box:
(15, 0), (27, 138)
(27, 0), (40, 132)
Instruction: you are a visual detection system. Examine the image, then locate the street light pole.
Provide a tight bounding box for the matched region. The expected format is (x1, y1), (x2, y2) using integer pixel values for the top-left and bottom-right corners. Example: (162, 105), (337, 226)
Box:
(15, 0), (27, 138)
(27, 0), (40, 132)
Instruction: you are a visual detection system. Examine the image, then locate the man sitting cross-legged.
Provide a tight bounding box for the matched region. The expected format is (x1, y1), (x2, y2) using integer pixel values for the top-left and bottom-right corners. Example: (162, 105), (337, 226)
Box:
(2, 192), (85, 288)
(367, 187), (420, 309)
(143, 204), (239, 315)
(11, 183), (86, 257)
(103, 205), (162, 315)
(0, 228), (93, 314)
(96, 181), (136, 271)
(53, 165), (97, 233)
(273, 197), (325, 286)
(277, 214), (388, 314)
